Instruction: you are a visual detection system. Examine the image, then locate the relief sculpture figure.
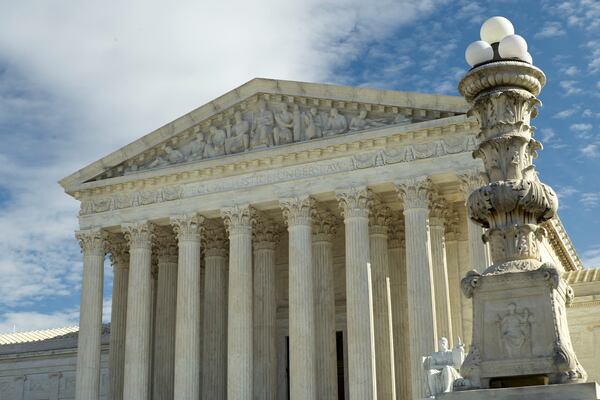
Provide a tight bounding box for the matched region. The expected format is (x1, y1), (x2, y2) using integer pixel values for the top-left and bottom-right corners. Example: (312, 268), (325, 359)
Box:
(292, 104), (303, 141)
(225, 111), (250, 154)
(251, 100), (274, 148)
(147, 146), (184, 169)
(180, 132), (206, 160)
(422, 337), (465, 398)
(203, 126), (226, 158)
(497, 303), (533, 358)
(349, 110), (387, 131)
(273, 103), (294, 145)
(324, 107), (348, 136)
(304, 107), (323, 140)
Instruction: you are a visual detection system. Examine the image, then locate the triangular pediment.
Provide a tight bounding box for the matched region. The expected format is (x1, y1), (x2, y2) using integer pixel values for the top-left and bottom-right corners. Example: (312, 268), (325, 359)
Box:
(60, 78), (468, 192)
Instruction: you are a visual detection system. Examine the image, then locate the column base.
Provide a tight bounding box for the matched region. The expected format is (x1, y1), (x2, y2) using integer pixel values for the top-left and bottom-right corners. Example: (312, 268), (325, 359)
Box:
(436, 382), (600, 400)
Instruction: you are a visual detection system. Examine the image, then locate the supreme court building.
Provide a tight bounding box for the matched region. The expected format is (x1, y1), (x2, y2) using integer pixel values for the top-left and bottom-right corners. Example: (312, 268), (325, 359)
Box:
(1, 79), (598, 400)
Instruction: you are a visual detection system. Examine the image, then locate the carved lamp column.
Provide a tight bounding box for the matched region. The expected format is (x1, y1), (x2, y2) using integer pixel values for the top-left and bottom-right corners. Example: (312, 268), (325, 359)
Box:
(458, 18), (586, 388)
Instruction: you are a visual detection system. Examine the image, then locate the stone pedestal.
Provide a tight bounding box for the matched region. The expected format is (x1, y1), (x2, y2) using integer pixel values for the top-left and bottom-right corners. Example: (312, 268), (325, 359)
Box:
(461, 268), (585, 388)
(439, 382), (600, 400)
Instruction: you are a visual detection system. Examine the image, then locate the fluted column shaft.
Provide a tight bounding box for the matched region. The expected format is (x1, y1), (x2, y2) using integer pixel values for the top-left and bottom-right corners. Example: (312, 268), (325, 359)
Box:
(202, 223), (228, 400)
(369, 202), (396, 400)
(388, 216), (411, 400)
(75, 229), (107, 400)
(281, 197), (317, 400)
(253, 217), (279, 400)
(152, 230), (178, 400)
(222, 206), (254, 400)
(313, 209), (338, 400)
(460, 173), (491, 273)
(429, 199), (453, 345)
(396, 178), (437, 400)
(336, 188), (377, 400)
(170, 215), (204, 400)
(122, 222), (155, 400)
(108, 237), (129, 400)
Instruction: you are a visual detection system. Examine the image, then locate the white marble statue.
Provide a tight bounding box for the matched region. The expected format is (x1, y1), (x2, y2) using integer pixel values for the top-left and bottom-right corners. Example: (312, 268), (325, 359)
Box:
(292, 104), (303, 141)
(180, 132), (206, 160)
(422, 337), (465, 398)
(273, 103), (294, 145)
(225, 111), (250, 154)
(324, 107), (348, 136)
(349, 110), (387, 131)
(251, 100), (274, 148)
(204, 126), (226, 157)
(304, 107), (323, 140)
(147, 146), (184, 169)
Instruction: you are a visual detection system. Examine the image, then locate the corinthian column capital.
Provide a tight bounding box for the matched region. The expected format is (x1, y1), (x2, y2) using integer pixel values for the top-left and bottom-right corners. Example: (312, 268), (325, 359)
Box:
(76, 228), (108, 256)
(369, 196), (392, 235)
(388, 212), (405, 249)
(170, 214), (204, 241)
(395, 176), (432, 210)
(156, 226), (178, 263)
(458, 170), (487, 198)
(107, 233), (129, 268)
(335, 186), (370, 219)
(253, 215), (281, 250)
(429, 195), (449, 228)
(203, 221), (228, 257)
(122, 221), (156, 250)
(221, 205), (255, 235)
(280, 196), (315, 227)
(312, 207), (338, 242)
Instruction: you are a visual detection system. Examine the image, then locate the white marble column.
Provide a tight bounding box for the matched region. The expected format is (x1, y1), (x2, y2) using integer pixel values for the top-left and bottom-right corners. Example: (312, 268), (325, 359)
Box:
(281, 197), (317, 400)
(312, 208), (339, 400)
(336, 187), (377, 399)
(459, 171), (491, 273)
(122, 221), (155, 400)
(107, 235), (129, 400)
(202, 222), (228, 400)
(75, 229), (107, 400)
(252, 216), (280, 400)
(222, 205), (255, 400)
(388, 214), (411, 400)
(396, 177), (437, 400)
(170, 214), (204, 400)
(429, 196), (453, 346)
(443, 211), (464, 345)
(369, 199), (396, 400)
(152, 228), (178, 400)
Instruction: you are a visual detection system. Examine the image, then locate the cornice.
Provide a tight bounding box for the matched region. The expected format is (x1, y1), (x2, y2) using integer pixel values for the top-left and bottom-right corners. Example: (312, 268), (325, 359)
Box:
(544, 217), (583, 272)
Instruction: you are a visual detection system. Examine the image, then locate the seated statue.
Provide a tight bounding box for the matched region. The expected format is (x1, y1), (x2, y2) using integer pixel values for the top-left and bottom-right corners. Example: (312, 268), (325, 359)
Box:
(204, 126), (226, 158)
(226, 111), (250, 154)
(324, 107), (348, 136)
(422, 337), (465, 398)
(180, 132), (206, 160)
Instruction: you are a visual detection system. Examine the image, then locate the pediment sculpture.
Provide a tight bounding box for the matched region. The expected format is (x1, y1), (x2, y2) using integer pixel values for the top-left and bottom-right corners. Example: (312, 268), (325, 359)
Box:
(114, 99), (423, 178)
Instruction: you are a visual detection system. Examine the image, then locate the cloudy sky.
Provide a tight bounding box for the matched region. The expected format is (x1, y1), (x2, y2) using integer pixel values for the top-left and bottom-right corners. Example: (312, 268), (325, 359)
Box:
(0, 0), (599, 332)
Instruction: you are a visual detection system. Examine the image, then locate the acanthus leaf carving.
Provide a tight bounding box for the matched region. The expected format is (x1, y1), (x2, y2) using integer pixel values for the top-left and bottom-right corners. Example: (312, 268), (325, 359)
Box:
(336, 186), (370, 219)
(395, 176), (432, 210)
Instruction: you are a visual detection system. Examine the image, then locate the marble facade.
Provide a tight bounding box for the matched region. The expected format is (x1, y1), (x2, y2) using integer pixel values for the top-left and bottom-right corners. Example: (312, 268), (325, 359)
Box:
(0, 79), (594, 400)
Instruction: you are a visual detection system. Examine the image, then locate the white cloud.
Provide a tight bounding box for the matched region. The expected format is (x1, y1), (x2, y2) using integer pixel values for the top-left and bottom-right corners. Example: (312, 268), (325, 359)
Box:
(581, 245), (600, 268)
(553, 107), (578, 119)
(581, 192), (600, 208)
(0, 1), (445, 319)
(570, 123), (593, 139)
(535, 22), (566, 38)
(0, 309), (79, 333)
(581, 144), (599, 158)
(559, 80), (583, 96)
(561, 65), (579, 76)
(554, 185), (578, 200)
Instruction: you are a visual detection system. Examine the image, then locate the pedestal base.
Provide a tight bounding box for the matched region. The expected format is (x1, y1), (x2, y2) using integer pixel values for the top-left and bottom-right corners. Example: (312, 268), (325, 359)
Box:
(438, 382), (600, 400)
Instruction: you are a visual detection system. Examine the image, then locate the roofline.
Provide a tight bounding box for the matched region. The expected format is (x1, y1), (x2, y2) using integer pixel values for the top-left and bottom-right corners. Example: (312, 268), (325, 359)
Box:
(59, 78), (468, 191)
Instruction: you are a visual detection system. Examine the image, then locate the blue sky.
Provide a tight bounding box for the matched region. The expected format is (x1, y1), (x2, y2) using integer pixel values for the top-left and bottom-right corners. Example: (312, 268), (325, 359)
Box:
(0, 0), (598, 332)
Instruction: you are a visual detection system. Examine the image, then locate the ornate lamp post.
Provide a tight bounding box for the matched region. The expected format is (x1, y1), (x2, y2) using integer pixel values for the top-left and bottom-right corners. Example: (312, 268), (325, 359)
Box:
(457, 17), (586, 389)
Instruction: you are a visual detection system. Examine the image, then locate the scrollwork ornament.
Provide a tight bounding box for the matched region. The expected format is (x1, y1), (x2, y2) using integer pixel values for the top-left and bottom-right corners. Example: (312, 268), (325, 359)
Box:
(280, 196), (315, 227)
(221, 205), (255, 235)
(395, 176), (432, 210)
(170, 214), (204, 241)
(76, 228), (108, 257)
(122, 221), (156, 250)
(336, 186), (371, 219)
(461, 270), (481, 298)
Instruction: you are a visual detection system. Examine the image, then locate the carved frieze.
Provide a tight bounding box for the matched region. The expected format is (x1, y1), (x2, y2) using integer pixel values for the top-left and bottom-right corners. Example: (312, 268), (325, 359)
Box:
(92, 95), (456, 181)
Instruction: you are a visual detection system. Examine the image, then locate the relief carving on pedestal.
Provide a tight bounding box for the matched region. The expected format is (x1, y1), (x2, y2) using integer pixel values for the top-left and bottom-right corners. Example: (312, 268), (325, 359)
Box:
(497, 302), (533, 358)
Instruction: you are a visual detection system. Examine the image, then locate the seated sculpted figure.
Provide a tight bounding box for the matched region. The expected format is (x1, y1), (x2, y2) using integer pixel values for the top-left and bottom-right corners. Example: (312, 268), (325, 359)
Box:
(180, 132), (206, 160)
(304, 107), (323, 140)
(422, 337), (465, 398)
(274, 103), (294, 145)
(147, 146), (184, 169)
(251, 100), (274, 148)
(324, 107), (348, 136)
(203, 126), (226, 158)
(226, 111), (250, 154)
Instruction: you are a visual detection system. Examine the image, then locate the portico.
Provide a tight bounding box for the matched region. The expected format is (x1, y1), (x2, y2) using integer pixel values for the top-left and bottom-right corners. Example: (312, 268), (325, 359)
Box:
(62, 79), (580, 400)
